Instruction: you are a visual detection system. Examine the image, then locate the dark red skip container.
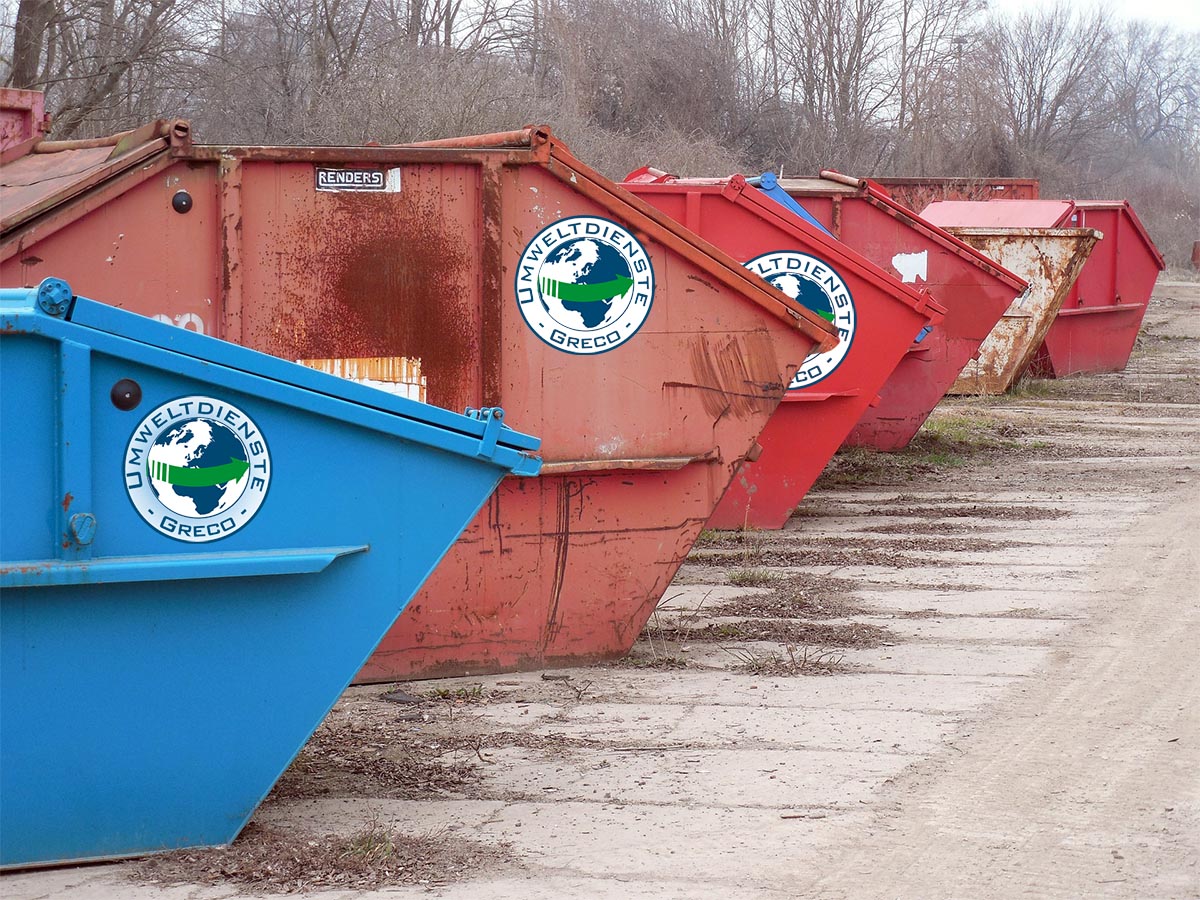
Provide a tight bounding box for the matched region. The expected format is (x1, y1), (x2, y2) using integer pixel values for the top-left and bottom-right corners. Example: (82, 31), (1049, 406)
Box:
(765, 172), (1028, 450)
(623, 170), (944, 530)
(870, 177), (1040, 212)
(2, 119), (838, 680)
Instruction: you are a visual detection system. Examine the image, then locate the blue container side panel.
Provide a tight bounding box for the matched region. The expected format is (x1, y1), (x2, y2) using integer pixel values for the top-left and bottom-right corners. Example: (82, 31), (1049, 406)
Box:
(0, 287), (537, 867)
(0, 338), (59, 561)
(1, 430), (505, 866)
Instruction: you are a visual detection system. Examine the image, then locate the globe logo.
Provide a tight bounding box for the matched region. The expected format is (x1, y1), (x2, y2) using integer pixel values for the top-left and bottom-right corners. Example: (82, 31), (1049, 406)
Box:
(538, 238), (634, 330)
(146, 417), (250, 518)
(125, 396), (271, 543)
(744, 251), (855, 389)
(515, 216), (655, 355)
(764, 273), (836, 325)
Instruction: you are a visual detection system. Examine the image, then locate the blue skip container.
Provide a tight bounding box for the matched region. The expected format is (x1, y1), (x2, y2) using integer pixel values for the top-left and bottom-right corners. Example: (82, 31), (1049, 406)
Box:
(0, 278), (541, 868)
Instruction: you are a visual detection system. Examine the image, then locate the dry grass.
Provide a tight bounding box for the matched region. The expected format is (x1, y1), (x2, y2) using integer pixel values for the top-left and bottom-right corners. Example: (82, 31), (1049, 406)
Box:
(268, 703), (480, 803)
(724, 644), (852, 677)
(864, 504), (1068, 521)
(129, 822), (514, 893)
(709, 580), (865, 619)
(651, 619), (892, 648)
(812, 412), (1028, 488)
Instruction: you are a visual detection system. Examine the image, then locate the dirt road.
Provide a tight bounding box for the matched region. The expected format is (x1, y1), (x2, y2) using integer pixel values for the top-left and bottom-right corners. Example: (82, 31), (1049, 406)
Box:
(804, 482), (1199, 899)
(5, 282), (1198, 899)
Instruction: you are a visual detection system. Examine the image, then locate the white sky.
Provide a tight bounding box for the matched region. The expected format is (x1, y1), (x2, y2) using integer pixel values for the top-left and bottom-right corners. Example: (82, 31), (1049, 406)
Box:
(986, 0), (1200, 32)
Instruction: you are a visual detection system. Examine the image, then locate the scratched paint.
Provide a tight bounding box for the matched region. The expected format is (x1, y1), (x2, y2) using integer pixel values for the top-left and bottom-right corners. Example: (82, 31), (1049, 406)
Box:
(0, 124), (835, 681)
(944, 228), (1102, 394)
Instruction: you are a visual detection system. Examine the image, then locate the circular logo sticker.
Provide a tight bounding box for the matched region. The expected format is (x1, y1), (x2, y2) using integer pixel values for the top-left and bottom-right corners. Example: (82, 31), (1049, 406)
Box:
(745, 251), (855, 389)
(515, 216), (655, 355)
(124, 396), (270, 542)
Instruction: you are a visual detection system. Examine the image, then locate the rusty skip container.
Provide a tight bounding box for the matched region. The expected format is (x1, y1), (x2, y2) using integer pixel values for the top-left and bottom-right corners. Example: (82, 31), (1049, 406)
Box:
(921, 200), (1101, 394)
(871, 177), (1040, 213)
(1, 120), (837, 680)
(622, 170), (944, 530)
(924, 199), (1162, 378)
(762, 172), (1028, 449)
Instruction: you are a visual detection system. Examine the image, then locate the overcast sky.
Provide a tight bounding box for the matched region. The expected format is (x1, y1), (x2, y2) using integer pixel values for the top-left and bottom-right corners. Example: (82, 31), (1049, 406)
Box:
(987, 0), (1200, 32)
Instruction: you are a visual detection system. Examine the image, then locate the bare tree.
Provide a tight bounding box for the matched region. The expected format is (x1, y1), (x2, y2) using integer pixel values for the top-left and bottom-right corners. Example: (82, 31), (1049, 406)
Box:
(6, 0), (210, 137)
(976, 3), (1113, 173)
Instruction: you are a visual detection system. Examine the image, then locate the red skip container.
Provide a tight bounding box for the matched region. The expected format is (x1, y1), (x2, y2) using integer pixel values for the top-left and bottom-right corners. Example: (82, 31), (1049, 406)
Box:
(1, 119), (837, 679)
(623, 169), (944, 530)
(760, 172), (1028, 450)
(920, 199), (1163, 377)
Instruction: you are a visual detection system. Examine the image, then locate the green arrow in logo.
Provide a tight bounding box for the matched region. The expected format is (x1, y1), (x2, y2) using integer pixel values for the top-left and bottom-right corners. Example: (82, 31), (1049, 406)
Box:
(149, 457), (250, 487)
(540, 275), (633, 303)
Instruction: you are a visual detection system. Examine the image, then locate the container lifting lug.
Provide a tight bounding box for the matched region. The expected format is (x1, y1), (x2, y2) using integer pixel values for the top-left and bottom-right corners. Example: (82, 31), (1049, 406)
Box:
(466, 407), (505, 460)
(36, 278), (73, 318)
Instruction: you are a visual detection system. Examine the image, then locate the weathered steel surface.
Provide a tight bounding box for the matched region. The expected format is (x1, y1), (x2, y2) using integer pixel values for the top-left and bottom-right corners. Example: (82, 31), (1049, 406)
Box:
(622, 173), (944, 530)
(872, 177), (1040, 212)
(938, 228), (1101, 394)
(0, 124), (835, 679)
(772, 174), (1029, 450)
(0, 89), (47, 154)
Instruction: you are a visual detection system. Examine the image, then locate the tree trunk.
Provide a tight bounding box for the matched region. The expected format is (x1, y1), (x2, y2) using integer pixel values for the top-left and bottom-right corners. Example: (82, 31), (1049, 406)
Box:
(9, 0), (56, 88)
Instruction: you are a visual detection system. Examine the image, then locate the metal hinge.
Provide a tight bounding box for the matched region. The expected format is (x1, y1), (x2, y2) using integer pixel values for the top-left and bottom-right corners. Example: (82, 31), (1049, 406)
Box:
(465, 406), (505, 460)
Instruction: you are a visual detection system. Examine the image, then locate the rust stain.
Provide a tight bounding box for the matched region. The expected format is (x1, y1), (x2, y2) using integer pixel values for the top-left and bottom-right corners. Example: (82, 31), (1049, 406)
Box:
(544, 477), (588, 644)
(61, 491), (73, 512)
(261, 180), (479, 414)
(680, 330), (783, 420)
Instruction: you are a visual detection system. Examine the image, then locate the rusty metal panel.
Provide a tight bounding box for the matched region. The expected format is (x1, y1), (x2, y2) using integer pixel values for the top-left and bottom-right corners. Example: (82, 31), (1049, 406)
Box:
(0, 122), (837, 680)
(298, 356), (426, 401)
(941, 228), (1101, 394)
(0, 89), (47, 153)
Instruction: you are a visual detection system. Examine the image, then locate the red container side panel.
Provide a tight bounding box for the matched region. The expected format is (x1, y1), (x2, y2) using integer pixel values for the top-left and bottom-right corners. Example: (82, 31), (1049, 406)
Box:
(3, 125), (838, 680)
(622, 175), (944, 529)
(1030, 201), (1165, 376)
(773, 179), (1026, 450)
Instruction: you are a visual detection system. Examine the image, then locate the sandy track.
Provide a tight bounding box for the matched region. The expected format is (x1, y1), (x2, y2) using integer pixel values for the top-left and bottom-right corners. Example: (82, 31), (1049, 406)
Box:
(801, 483), (1200, 899)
